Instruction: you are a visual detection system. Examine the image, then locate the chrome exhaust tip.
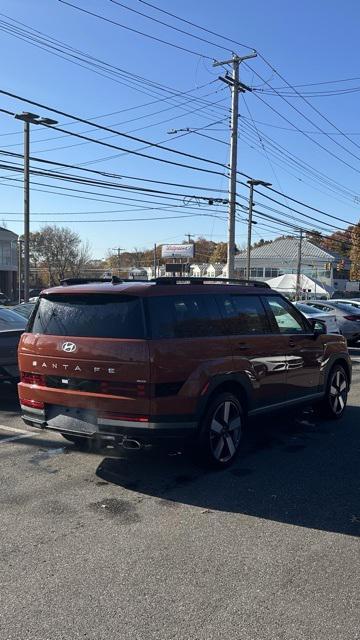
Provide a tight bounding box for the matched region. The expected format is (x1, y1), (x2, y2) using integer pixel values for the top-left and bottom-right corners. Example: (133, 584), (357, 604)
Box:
(120, 437), (142, 450)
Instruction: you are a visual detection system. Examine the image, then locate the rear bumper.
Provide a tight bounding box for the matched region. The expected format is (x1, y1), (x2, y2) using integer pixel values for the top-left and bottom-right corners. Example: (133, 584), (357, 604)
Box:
(21, 404), (197, 442)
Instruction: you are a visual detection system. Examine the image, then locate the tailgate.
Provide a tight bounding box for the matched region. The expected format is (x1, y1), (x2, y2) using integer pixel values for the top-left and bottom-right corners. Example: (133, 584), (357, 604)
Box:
(18, 333), (151, 416)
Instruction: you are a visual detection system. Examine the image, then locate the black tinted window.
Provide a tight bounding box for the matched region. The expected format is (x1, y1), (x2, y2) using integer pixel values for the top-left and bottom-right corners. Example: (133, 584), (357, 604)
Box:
(148, 294), (223, 338)
(31, 294), (144, 339)
(217, 295), (270, 335)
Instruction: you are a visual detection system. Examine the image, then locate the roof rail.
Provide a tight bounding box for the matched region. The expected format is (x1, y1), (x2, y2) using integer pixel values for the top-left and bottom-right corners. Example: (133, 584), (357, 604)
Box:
(60, 276), (124, 286)
(151, 277), (270, 288)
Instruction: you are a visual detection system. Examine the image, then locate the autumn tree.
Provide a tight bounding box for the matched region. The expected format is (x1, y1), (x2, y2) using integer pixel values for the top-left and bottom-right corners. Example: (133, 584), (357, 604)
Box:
(210, 242), (227, 263)
(29, 225), (92, 285)
(350, 223), (360, 280)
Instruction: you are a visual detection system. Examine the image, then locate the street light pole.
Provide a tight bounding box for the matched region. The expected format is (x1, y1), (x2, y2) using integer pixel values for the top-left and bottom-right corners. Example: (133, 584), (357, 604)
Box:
(14, 112), (58, 301)
(246, 179), (272, 280)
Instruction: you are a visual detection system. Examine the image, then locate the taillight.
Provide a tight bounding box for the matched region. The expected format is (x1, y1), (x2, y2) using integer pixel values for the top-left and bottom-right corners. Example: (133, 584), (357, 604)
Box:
(21, 372), (46, 386)
(98, 411), (149, 423)
(344, 315), (360, 321)
(21, 398), (45, 410)
(99, 381), (150, 397)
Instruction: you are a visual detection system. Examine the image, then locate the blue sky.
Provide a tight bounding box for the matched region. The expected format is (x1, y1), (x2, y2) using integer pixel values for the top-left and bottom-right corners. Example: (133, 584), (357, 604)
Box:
(1, 0), (360, 259)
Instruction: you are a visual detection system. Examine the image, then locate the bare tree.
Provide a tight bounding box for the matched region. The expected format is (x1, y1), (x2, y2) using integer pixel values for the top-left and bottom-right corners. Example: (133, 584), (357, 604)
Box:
(29, 225), (92, 285)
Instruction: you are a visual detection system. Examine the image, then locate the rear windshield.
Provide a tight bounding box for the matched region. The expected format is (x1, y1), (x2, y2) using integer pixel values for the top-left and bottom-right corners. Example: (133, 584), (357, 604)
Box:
(296, 303), (321, 316)
(30, 294), (145, 339)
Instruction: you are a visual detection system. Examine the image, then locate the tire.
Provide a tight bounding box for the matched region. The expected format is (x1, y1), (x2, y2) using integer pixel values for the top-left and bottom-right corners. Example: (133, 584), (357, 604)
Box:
(61, 433), (90, 449)
(196, 392), (244, 469)
(317, 365), (349, 420)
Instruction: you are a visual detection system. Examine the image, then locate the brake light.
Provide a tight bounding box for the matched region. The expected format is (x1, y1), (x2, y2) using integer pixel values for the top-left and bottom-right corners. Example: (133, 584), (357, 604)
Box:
(99, 381), (150, 397)
(21, 372), (46, 386)
(98, 411), (149, 423)
(21, 398), (45, 410)
(344, 315), (360, 321)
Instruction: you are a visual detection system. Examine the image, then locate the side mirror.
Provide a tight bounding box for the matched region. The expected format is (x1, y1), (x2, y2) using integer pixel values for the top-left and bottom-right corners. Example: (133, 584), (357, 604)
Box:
(309, 318), (327, 336)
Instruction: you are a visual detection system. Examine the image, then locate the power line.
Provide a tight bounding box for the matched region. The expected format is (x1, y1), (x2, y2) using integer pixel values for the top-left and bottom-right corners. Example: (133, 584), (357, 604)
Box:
(240, 119), (359, 205)
(0, 12), (229, 121)
(257, 54), (360, 155)
(109, 0), (231, 53)
(252, 89), (360, 178)
(58, 0), (213, 59)
(249, 65), (360, 169)
(137, 0), (255, 51)
(0, 91), (227, 150)
(0, 89), (230, 175)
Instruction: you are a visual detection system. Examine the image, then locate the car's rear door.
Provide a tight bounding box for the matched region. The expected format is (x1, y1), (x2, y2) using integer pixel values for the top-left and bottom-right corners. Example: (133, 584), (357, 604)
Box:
(216, 293), (288, 409)
(262, 295), (323, 401)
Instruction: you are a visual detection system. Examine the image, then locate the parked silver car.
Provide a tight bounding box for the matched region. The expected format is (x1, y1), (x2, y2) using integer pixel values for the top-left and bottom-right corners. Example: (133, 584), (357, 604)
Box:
(305, 300), (360, 345)
(0, 308), (27, 382)
(294, 302), (340, 334)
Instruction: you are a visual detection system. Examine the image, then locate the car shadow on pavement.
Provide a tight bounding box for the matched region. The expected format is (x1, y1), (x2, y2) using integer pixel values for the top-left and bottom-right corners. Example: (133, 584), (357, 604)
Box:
(96, 406), (360, 537)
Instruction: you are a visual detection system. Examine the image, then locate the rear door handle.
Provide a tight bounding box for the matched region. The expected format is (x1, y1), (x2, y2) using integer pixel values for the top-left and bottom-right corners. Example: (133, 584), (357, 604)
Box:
(289, 340), (296, 347)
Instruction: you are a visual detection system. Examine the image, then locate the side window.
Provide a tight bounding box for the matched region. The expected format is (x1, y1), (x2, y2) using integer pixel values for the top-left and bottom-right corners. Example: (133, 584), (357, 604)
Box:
(148, 295), (223, 339)
(217, 295), (270, 335)
(310, 303), (330, 312)
(264, 296), (308, 334)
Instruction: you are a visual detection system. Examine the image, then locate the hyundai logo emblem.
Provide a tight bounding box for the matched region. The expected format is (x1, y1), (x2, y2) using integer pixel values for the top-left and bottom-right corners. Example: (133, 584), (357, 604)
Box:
(61, 341), (77, 353)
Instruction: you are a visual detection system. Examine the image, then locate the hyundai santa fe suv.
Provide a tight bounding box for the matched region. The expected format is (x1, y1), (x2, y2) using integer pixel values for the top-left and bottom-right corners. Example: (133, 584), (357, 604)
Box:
(18, 277), (352, 468)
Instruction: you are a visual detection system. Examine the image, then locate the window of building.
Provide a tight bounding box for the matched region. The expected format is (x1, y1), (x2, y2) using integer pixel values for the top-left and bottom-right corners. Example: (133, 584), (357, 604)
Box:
(264, 268), (279, 278)
(250, 268), (264, 278)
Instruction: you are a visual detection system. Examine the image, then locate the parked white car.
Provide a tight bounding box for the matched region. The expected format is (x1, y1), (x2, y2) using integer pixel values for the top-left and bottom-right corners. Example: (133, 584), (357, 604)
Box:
(304, 300), (360, 345)
(294, 302), (340, 335)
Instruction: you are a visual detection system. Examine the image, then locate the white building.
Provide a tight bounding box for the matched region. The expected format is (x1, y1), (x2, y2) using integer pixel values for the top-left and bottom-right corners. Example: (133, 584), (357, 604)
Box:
(234, 237), (350, 293)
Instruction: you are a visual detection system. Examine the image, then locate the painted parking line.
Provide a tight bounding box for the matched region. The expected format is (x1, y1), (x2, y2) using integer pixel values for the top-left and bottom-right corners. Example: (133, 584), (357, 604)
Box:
(0, 433), (40, 445)
(0, 424), (31, 435)
(0, 424), (40, 445)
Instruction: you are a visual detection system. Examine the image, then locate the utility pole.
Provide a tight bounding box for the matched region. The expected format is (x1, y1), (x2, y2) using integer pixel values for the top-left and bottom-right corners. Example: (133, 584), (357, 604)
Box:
(246, 179), (272, 279)
(295, 229), (303, 301)
(17, 239), (23, 304)
(112, 247), (123, 276)
(185, 233), (194, 244)
(14, 112), (58, 302)
(213, 52), (257, 278)
(153, 243), (157, 278)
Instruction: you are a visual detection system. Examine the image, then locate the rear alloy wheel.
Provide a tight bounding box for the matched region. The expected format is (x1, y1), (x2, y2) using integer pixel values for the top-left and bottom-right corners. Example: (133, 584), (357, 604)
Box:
(318, 365), (348, 420)
(197, 392), (244, 469)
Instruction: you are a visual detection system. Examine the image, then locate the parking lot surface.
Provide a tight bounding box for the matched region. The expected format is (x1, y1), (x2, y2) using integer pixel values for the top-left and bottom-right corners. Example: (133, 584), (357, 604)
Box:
(1, 354), (360, 640)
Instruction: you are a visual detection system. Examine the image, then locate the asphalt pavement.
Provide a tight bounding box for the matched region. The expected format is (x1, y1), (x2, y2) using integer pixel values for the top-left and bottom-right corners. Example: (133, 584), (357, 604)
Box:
(1, 356), (360, 639)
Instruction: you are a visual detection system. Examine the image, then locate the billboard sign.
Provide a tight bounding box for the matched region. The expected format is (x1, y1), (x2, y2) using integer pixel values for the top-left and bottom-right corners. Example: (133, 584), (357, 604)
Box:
(161, 243), (194, 259)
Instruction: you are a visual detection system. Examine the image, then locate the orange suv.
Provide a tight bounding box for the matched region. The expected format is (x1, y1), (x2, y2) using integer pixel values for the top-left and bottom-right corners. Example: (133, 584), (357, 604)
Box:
(18, 277), (351, 468)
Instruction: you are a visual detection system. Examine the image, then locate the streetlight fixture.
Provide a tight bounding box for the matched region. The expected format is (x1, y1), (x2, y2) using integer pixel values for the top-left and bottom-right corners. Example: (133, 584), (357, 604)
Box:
(14, 112), (58, 301)
(246, 179), (272, 280)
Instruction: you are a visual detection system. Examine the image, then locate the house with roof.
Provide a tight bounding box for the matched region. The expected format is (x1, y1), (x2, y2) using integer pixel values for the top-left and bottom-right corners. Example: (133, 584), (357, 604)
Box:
(205, 263), (225, 278)
(234, 236), (350, 293)
(190, 263), (209, 278)
(0, 227), (18, 300)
